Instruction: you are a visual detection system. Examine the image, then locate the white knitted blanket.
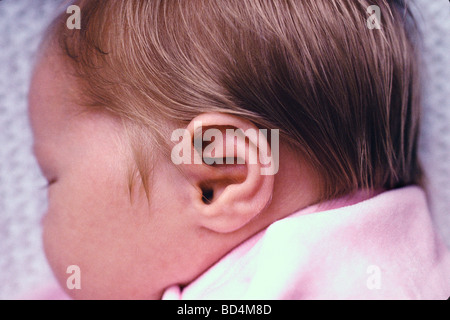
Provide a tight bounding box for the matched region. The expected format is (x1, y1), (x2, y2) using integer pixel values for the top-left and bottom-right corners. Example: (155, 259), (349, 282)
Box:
(0, 0), (449, 299)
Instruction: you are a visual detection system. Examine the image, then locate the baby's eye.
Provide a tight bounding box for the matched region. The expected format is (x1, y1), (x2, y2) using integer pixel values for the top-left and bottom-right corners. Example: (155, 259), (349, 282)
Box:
(41, 178), (57, 190)
(47, 178), (57, 187)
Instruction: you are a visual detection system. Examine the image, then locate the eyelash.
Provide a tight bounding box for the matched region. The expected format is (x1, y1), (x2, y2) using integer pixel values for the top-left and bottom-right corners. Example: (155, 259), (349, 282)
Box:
(41, 178), (57, 190)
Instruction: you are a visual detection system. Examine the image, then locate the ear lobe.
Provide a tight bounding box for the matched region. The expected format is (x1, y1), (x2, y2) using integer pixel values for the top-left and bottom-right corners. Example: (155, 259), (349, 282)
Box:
(178, 113), (276, 233)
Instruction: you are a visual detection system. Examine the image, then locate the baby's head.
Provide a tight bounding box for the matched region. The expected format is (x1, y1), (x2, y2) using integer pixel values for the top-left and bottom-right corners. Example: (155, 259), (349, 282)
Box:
(29, 0), (422, 299)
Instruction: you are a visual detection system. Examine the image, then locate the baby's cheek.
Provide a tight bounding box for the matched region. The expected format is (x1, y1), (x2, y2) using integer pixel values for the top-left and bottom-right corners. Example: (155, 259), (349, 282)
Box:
(42, 208), (78, 295)
(41, 181), (147, 299)
(41, 190), (98, 297)
(42, 207), (100, 299)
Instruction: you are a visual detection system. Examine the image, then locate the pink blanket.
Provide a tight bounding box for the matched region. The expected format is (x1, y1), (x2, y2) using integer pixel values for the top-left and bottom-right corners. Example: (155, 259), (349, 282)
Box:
(163, 186), (450, 299)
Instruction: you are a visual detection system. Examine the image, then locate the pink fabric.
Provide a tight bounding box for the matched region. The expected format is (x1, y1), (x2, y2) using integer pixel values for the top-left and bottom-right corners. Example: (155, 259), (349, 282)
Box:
(163, 186), (450, 300)
(17, 282), (70, 300)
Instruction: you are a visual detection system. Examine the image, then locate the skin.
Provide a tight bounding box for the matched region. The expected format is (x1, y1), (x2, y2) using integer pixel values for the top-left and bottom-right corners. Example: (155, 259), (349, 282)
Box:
(28, 48), (321, 299)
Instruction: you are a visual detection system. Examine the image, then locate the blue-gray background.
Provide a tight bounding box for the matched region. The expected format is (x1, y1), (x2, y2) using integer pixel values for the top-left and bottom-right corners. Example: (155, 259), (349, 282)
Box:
(0, 0), (449, 299)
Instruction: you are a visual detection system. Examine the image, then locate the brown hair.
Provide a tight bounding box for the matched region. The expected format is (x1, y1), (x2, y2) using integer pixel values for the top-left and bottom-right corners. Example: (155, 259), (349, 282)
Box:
(45, 0), (423, 200)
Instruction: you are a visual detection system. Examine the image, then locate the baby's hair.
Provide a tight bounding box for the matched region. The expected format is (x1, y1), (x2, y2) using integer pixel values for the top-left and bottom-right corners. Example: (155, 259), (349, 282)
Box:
(44, 0), (422, 201)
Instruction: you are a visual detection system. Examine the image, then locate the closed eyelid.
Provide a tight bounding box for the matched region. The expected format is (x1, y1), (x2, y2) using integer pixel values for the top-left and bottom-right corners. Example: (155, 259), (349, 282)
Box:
(32, 143), (58, 182)
(32, 144), (46, 172)
(39, 178), (57, 191)
(32, 143), (46, 162)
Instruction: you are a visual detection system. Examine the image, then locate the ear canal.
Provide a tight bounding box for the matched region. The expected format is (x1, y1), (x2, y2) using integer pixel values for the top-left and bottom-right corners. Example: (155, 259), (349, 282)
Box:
(201, 186), (214, 204)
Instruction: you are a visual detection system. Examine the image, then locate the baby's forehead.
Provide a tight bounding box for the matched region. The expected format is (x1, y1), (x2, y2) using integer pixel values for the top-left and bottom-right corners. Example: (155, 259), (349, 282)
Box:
(29, 61), (86, 164)
(29, 50), (84, 120)
(29, 65), (65, 128)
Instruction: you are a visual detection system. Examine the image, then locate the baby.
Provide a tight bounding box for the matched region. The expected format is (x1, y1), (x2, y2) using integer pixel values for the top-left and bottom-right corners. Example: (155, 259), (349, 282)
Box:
(28, 0), (450, 299)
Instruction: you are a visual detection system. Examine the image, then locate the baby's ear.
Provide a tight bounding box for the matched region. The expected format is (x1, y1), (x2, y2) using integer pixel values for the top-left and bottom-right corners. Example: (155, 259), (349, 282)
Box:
(171, 113), (276, 233)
